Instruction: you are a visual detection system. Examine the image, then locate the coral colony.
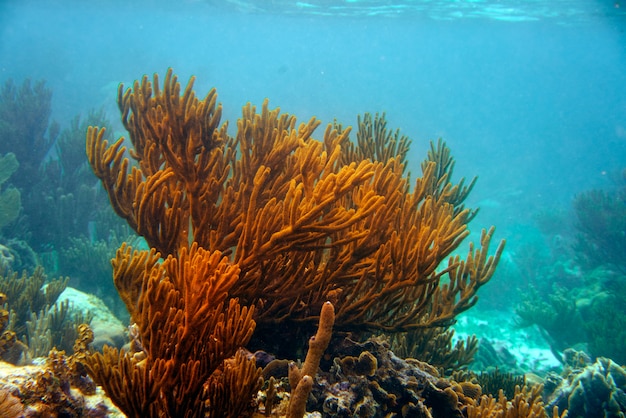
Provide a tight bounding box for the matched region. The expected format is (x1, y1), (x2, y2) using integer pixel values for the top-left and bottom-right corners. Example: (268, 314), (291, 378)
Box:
(0, 70), (625, 416)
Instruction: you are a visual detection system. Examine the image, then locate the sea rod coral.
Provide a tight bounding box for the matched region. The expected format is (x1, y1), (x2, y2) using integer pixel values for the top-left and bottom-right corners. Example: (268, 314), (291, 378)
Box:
(84, 68), (505, 416)
(87, 68), (504, 333)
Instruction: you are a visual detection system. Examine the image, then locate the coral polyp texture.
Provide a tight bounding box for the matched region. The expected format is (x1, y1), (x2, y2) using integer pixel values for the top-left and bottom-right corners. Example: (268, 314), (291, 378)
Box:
(85, 68), (505, 416)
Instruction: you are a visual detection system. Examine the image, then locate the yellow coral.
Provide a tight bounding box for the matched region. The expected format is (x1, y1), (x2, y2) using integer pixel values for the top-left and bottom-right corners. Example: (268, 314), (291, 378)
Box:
(466, 385), (565, 418)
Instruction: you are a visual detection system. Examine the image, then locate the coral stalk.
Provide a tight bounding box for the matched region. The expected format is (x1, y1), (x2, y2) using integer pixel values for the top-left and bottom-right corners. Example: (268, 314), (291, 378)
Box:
(287, 301), (335, 418)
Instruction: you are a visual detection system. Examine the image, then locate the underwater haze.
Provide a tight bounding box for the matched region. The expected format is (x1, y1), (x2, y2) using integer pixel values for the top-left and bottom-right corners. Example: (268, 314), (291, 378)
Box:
(2, 0), (626, 416)
(2, 0), (626, 240)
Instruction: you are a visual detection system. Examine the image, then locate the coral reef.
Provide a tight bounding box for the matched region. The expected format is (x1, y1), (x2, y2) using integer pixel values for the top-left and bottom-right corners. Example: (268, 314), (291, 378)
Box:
(261, 336), (472, 417)
(546, 356), (626, 417)
(0, 266), (68, 338)
(55, 111), (111, 191)
(0, 244), (16, 272)
(0, 79), (128, 327)
(0, 239), (37, 273)
(0, 267), (97, 368)
(581, 279), (626, 365)
(0, 81), (127, 304)
(474, 368), (526, 399)
(510, 266), (622, 367)
(58, 287), (126, 351)
(570, 185), (626, 365)
(515, 286), (585, 357)
(59, 234), (133, 319)
(24, 299), (94, 358)
(60, 237), (119, 294)
(259, 336), (562, 417)
(314, 336), (478, 417)
(85, 68), (506, 417)
(389, 327), (478, 375)
(467, 384), (563, 418)
(0, 325), (121, 417)
(25, 109), (123, 255)
(515, 182), (626, 365)
(87, 69), (504, 335)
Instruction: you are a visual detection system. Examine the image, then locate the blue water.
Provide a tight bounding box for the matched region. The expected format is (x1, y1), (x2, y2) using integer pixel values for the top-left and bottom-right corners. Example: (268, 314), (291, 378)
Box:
(1, 0), (625, 243)
(2, 0), (626, 408)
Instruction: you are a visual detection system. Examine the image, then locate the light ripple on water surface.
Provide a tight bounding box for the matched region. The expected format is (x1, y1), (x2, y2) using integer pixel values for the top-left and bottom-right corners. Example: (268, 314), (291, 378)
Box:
(213, 0), (625, 23)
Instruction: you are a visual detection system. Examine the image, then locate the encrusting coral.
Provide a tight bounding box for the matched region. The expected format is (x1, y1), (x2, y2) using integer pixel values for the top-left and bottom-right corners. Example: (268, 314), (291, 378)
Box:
(85, 68), (506, 416)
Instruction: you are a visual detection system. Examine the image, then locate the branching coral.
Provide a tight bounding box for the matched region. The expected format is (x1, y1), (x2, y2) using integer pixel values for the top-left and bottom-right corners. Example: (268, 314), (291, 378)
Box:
(0, 153), (20, 233)
(0, 325), (108, 416)
(0, 267), (89, 361)
(0, 82), (121, 262)
(84, 243), (261, 417)
(24, 109), (122, 256)
(85, 68), (505, 416)
(0, 79), (58, 190)
(60, 234), (132, 315)
(389, 327), (478, 375)
(338, 112), (411, 170)
(573, 187), (626, 272)
(474, 368), (526, 399)
(55, 110), (112, 190)
(25, 299), (94, 358)
(0, 293), (28, 365)
(466, 384), (564, 418)
(0, 266), (68, 338)
(87, 68), (504, 334)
